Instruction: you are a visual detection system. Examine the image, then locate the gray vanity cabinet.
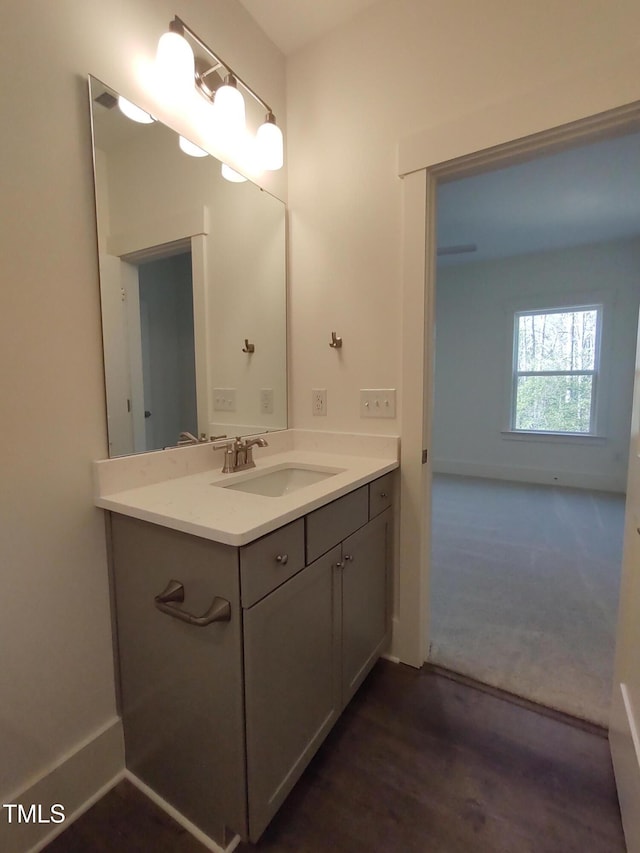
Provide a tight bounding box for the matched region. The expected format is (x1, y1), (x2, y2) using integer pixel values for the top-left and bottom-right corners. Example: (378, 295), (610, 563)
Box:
(341, 508), (391, 705)
(108, 472), (394, 846)
(243, 503), (392, 841)
(243, 545), (342, 840)
(109, 514), (247, 846)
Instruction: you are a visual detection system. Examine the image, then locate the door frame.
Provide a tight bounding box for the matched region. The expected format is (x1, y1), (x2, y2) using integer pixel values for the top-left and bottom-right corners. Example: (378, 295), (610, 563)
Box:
(110, 208), (210, 453)
(393, 99), (640, 668)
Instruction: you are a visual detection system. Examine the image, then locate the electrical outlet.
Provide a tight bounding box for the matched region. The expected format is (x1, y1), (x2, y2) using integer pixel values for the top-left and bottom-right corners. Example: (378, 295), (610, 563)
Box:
(360, 389), (396, 418)
(260, 388), (274, 415)
(213, 388), (236, 412)
(312, 388), (327, 416)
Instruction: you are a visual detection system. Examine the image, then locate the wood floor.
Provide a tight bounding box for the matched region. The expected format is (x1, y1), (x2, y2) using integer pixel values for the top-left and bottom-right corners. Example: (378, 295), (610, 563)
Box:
(43, 662), (625, 853)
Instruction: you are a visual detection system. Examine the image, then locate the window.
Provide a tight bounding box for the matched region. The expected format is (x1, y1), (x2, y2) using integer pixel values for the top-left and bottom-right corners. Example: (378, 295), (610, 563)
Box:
(511, 305), (601, 434)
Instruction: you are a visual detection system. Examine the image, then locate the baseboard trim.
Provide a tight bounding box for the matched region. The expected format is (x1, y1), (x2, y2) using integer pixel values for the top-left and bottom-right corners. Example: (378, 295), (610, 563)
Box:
(124, 771), (240, 853)
(0, 717), (125, 853)
(621, 683), (640, 764)
(610, 682), (640, 852)
(432, 459), (625, 493)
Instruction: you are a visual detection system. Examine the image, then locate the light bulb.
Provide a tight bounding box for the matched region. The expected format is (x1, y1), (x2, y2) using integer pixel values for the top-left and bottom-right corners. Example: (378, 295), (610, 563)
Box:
(179, 136), (208, 157)
(117, 96), (155, 124)
(221, 163), (247, 183)
(156, 30), (195, 98)
(256, 112), (284, 170)
(214, 76), (246, 138)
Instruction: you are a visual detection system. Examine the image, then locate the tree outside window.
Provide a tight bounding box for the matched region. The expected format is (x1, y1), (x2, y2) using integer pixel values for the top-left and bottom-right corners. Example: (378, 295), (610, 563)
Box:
(512, 306), (601, 434)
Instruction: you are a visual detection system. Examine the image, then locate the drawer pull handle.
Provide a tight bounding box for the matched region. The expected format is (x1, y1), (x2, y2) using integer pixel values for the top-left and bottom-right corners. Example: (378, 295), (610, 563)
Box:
(154, 580), (231, 626)
(276, 554), (289, 565)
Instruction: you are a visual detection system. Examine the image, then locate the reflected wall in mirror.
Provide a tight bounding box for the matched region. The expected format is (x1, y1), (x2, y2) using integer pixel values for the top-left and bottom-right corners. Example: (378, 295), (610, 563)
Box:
(89, 76), (287, 457)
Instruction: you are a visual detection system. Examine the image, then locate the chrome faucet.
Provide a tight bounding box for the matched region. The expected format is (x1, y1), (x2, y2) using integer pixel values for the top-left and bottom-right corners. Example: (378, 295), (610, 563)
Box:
(215, 436), (268, 473)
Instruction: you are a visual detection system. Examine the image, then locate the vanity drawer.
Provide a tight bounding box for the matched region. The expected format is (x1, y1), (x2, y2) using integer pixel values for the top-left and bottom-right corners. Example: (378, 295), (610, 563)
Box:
(240, 520), (305, 608)
(369, 473), (393, 518)
(305, 486), (368, 564)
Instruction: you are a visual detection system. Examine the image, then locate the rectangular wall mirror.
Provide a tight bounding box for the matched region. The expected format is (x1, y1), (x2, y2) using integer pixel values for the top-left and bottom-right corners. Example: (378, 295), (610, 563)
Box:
(88, 76), (287, 457)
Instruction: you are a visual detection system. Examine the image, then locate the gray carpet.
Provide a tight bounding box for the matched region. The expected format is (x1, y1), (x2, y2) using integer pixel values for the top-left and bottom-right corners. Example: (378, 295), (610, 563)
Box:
(428, 474), (625, 726)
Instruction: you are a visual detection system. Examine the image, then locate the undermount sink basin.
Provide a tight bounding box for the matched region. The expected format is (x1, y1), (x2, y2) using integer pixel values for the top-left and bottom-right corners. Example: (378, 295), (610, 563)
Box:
(218, 464), (344, 498)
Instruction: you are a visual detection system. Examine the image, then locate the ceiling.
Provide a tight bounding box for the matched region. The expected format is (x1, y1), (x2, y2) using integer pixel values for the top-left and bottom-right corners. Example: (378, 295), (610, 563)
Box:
(235, 4), (640, 267)
(238, 0), (379, 54)
(437, 131), (640, 266)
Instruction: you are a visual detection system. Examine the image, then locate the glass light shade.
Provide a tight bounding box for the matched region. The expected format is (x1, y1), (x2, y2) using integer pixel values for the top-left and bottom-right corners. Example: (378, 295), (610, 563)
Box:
(221, 163), (247, 183)
(117, 96), (155, 124)
(214, 80), (246, 136)
(156, 31), (195, 97)
(256, 117), (284, 170)
(178, 136), (208, 157)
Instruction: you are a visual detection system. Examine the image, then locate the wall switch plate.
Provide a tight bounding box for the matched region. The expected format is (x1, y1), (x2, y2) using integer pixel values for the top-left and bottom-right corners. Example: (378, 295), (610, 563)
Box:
(360, 389), (396, 418)
(312, 388), (327, 416)
(213, 388), (236, 412)
(260, 388), (274, 415)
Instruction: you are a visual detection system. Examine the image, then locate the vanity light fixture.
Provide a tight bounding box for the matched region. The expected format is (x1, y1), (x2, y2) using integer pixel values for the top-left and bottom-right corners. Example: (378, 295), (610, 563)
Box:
(156, 21), (196, 98)
(178, 135), (208, 157)
(214, 74), (246, 137)
(156, 16), (284, 172)
(256, 111), (284, 171)
(117, 95), (155, 124)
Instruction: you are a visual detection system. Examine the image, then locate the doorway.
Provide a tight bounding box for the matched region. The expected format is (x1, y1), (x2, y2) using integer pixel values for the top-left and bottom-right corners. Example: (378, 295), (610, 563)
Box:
(137, 252), (197, 451)
(426, 133), (640, 724)
(397, 97), (640, 850)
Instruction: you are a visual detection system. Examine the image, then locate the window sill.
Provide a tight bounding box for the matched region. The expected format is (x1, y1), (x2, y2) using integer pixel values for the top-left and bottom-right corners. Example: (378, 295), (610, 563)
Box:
(501, 430), (606, 446)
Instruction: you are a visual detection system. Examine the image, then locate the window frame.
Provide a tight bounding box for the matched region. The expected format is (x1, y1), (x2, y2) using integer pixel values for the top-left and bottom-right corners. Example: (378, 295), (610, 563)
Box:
(510, 303), (603, 436)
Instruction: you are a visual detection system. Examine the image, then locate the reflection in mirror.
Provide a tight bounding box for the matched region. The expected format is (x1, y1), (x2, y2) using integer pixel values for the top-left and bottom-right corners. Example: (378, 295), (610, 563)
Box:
(89, 76), (287, 457)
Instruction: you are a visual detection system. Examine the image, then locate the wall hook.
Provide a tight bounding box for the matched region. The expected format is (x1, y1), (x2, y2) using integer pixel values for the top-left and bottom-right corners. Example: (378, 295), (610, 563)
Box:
(329, 331), (343, 349)
(242, 339), (255, 353)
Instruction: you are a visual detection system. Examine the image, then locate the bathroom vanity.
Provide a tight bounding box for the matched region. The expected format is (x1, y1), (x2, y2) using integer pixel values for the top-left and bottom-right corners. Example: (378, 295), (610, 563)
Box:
(96, 434), (397, 846)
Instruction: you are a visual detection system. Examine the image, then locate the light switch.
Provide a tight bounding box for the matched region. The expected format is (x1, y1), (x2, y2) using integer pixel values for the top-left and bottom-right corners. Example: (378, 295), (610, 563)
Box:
(360, 389), (396, 418)
(213, 388), (236, 412)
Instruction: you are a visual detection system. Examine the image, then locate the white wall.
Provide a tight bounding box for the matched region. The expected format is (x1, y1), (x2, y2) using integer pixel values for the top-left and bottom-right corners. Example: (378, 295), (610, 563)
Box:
(0, 1), (285, 848)
(286, 0), (640, 436)
(432, 239), (640, 492)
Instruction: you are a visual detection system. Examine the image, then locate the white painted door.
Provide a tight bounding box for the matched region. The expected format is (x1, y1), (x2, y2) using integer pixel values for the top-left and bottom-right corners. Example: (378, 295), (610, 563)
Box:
(610, 311), (640, 853)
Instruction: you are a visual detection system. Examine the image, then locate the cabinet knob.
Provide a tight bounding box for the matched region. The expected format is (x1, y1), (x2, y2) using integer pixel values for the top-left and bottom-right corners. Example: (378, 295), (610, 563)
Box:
(344, 554), (354, 562)
(380, 491), (387, 498)
(335, 561), (344, 569)
(276, 554), (288, 565)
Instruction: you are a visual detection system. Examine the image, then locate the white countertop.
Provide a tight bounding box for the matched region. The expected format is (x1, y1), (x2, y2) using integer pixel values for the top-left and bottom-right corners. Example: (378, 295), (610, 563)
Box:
(95, 443), (398, 546)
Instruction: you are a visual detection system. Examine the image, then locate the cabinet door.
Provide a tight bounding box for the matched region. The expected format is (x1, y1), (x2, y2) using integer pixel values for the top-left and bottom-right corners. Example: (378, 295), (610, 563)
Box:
(243, 545), (342, 842)
(341, 508), (391, 705)
(110, 514), (246, 845)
